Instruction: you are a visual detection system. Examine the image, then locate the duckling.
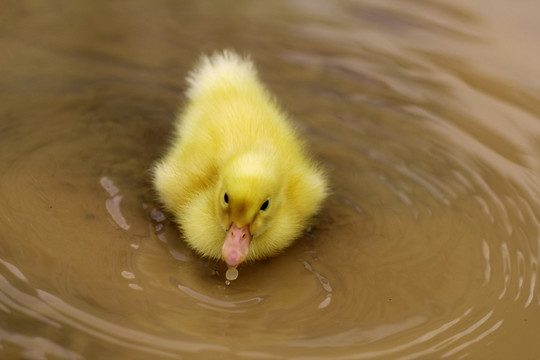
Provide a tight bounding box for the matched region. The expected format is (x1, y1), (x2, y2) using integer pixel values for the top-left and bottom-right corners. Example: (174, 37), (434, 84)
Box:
(153, 50), (328, 270)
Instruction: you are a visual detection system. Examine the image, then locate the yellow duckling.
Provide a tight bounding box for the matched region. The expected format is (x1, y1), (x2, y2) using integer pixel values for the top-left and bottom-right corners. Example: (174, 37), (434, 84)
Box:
(153, 51), (328, 269)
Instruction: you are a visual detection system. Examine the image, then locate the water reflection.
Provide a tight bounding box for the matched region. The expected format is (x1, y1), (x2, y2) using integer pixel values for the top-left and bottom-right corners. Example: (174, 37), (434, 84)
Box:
(101, 176), (131, 230)
(303, 261), (333, 309)
(177, 284), (264, 312)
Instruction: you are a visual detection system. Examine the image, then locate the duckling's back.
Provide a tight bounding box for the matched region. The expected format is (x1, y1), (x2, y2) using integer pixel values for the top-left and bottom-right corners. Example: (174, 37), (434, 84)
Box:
(185, 50), (260, 102)
(175, 51), (304, 174)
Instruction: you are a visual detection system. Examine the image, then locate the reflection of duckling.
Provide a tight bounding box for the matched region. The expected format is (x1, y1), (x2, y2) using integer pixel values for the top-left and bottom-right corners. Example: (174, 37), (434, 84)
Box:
(153, 51), (328, 268)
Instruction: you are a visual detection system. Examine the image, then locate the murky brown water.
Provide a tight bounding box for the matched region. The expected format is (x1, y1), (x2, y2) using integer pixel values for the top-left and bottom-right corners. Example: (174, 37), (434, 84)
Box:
(2, 0), (540, 359)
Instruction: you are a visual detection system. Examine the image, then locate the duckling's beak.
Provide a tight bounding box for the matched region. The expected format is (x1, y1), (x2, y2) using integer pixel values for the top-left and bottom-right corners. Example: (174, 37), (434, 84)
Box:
(222, 223), (251, 267)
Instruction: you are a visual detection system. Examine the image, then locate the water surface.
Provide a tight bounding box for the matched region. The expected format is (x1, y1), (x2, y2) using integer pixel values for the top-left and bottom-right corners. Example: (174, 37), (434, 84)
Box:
(1, 0), (540, 359)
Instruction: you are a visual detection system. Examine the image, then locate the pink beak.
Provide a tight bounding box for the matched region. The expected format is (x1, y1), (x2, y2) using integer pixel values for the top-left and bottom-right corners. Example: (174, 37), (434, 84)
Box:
(222, 223), (251, 266)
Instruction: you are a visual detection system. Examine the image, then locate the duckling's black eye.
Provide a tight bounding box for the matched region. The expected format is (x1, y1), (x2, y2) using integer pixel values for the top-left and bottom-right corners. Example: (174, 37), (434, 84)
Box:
(224, 193), (229, 204)
(260, 200), (269, 211)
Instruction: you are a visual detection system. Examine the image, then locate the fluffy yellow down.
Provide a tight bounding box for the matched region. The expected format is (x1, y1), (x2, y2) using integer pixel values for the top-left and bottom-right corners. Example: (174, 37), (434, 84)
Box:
(153, 50), (328, 263)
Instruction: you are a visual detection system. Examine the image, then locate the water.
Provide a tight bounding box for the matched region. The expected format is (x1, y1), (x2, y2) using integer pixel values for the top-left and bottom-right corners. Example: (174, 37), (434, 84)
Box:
(1, 0), (540, 359)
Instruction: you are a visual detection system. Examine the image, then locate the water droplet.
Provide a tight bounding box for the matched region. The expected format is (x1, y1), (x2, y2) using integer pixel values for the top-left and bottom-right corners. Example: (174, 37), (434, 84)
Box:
(226, 267), (239, 281)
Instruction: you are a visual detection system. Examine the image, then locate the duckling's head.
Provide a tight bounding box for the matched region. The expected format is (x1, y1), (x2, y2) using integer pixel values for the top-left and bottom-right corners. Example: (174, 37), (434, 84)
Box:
(216, 151), (283, 266)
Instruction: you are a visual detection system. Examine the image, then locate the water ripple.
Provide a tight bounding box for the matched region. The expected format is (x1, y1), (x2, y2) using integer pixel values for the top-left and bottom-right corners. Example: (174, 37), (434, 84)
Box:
(177, 283), (264, 312)
(1, 0), (540, 359)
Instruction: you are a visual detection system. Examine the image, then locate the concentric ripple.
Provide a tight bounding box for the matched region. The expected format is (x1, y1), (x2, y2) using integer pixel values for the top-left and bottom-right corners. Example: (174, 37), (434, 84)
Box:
(1, 0), (540, 359)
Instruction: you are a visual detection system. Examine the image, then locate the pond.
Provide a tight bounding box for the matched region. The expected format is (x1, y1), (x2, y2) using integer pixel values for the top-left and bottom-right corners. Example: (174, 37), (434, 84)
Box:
(1, 0), (539, 359)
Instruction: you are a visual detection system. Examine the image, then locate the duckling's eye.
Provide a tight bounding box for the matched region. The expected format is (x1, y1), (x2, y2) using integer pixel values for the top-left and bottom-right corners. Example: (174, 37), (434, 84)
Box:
(260, 200), (269, 211)
(224, 193), (229, 204)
